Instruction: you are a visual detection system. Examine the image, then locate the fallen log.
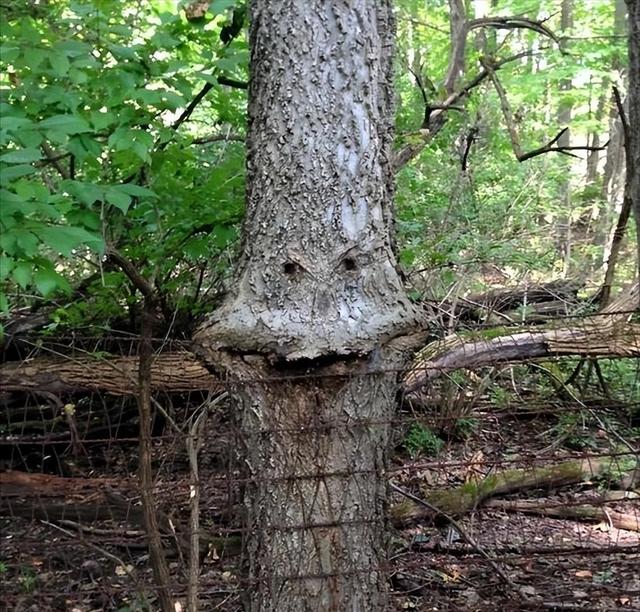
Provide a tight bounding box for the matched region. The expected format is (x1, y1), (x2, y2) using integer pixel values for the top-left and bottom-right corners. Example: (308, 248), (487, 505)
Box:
(1, 285), (638, 397)
(390, 457), (620, 525)
(2, 322), (639, 397)
(0, 351), (221, 396)
(485, 498), (640, 532)
(404, 319), (640, 393)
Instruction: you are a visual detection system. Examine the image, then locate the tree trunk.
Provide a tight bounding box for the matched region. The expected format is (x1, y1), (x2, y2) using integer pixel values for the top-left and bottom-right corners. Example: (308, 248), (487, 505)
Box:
(601, 0), (628, 256)
(443, 0), (467, 95)
(627, 0), (640, 280)
(585, 83), (608, 186)
(193, 1), (419, 610)
(228, 368), (397, 610)
(556, 0), (574, 276)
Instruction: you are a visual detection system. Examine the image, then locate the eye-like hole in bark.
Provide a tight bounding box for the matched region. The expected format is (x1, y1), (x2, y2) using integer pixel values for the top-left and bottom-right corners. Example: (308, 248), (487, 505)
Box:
(283, 261), (298, 275)
(343, 257), (357, 271)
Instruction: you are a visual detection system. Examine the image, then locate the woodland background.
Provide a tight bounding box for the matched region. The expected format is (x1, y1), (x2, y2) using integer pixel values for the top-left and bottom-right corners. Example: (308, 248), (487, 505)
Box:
(0, 1), (639, 611)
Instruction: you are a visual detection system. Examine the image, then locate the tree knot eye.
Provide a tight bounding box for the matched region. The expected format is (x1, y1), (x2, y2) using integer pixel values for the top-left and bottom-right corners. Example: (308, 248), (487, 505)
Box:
(283, 261), (299, 275)
(343, 257), (357, 271)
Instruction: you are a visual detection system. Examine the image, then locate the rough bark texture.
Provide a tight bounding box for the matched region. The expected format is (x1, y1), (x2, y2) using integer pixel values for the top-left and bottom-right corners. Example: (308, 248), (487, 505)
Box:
(443, 0), (467, 95)
(225, 364), (397, 611)
(193, 1), (419, 610)
(0, 351), (219, 395)
(196, 0), (419, 362)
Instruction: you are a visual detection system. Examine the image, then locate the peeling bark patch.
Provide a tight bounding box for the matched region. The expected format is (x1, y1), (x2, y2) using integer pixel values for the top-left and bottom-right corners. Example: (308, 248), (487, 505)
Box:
(233, 364), (398, 611)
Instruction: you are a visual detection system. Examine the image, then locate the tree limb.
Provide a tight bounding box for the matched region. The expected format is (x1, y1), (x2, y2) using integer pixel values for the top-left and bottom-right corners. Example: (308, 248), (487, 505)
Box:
(105, 247), (156, 301)
(482, 58), (608, 163)
(393, 49), (539, 171)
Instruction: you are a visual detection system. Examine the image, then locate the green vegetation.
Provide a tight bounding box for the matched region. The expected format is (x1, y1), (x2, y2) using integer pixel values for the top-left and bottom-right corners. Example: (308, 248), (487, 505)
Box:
(1, 0), (634, 336)
(404, 423), (444, 457)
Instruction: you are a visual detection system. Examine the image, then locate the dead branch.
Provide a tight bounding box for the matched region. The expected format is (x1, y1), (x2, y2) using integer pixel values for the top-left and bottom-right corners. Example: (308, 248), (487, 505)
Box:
(404, 318), (640, 393)
(394, 49), (538, 171)
(468, 16), (560, 45)
(105, 247), (156, 301)
(481, 58), (608, 162)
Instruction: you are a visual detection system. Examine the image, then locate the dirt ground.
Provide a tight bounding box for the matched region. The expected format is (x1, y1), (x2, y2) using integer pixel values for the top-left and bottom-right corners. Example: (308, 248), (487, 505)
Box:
(1, 402), (638, 612)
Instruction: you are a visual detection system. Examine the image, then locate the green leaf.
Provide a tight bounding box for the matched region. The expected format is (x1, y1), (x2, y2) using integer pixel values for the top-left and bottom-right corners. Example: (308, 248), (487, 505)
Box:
(1, 117), (34, 132)
(23, 47), (45, 69)
(0, 254), (14, 280)
(0, 148), (42, 163)
(12, 261), (33, 289)
(66, 209), (101, 231)
(109, 128), (153, 162)
(39, 115), (91, 135)
(34, 267), (62, 296)
(112, 184), (157, 198)
(15, 230), (40, 255)
(39, 226), (104, 256)
(0, 165), (36, 182)
(15, 128), (44, 149)
(65, 181), (104, 205)
(212, 225), (237, 248)
(68, 134), (102, 161)
(55, 40), (92, 57)
(197, 72), (219, 85)
(90, 110), (115, 131)
(184, 236), (208, 259)
(0, 46), (20, 63)
(105, 188), (132, 213)
(14, 180), (49, 202)
(208, 0), (238, 15)
(50, 54), (70, 76)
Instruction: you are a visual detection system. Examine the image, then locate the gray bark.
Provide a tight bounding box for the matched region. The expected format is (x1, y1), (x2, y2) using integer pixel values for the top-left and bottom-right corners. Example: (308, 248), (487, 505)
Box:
(586, 81), (609, 186)
(443, 0), (468, 95)
(232, 365), (398, 611)
(194, 1), (420, 610)
(197, 1), (418, 361)
(601, 0), (627, 226)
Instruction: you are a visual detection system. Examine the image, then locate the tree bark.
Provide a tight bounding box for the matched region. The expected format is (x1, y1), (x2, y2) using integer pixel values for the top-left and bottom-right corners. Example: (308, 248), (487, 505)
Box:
(601, 0), (628, 258)
(193, 1), (420, 610)
(0, 351), (219, 395)
(443, 0), (467, 95)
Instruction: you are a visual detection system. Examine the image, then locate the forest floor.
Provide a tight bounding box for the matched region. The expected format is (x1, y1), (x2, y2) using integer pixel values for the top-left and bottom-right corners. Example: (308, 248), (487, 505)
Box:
(1, 399), (638, 612)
